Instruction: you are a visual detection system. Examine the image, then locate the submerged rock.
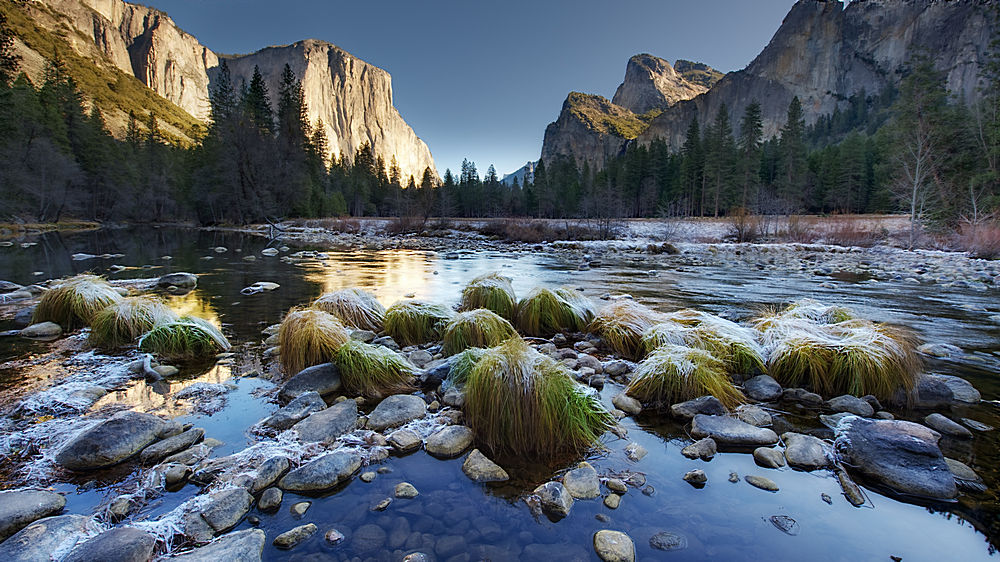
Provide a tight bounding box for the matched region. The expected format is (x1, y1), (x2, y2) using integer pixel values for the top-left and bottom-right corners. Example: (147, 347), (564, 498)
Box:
(743, 375), (782, 402)
(649, 531), (688, 551)
(924, 413), (973, 439)
(394, 482), (419, 499)
(424, 425), (473, 457)
(670, 395), (727, 420)
(690, 414), (778, 448)
(562, 462), (601, 499)
(261, 392), (326, 431)
(63, 527), (155, 562)
(593, 529), (635, 562)
(279, 451), (363, 492)
(612, 393), (642, 415)
(902, 373), (981, 408)
(745, 474), (779, 492)
(169, 529), (266, 561)
(0, 489), (66, 541)
(945, 458), (987, 493)
(834, 416), (957, 500)
(0, 515), (100, 562)
(157, 272), (198, 289)
(782, 432), (829, 470)
(534, 481), (574, 518)
(462, 449), (509, 482)
(366, 394), (426, 431)
(56, 411), (170, 471)
(291, 399), (358, 443)
(273, 523), (317, 549)
(277, 363), (342, 403)
(683, 469), (707, 486)
(624, 442), (648, 462)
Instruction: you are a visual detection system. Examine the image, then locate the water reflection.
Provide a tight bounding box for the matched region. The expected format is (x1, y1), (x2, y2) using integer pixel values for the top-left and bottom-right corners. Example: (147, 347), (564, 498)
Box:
(90, 364), (233, 416)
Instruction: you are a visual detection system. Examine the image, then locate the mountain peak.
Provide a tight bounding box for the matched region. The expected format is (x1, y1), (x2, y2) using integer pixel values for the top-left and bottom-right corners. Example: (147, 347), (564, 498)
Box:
(611, 53), (715, 114)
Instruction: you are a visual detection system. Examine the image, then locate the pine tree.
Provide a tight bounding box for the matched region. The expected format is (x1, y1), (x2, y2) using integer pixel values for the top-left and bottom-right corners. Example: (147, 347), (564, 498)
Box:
(737, 101), (763, 209)
(244, 66), (273, 134)
(778, 96), (807, 211)
(680, 115), (703, 215)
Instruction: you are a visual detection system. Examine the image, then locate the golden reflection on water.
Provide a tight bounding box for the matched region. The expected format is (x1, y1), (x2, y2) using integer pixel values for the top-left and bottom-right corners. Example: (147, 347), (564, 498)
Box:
(90, 364), (233, 416)
(302, 250), (440, 306)
(166, 291), (222, 327)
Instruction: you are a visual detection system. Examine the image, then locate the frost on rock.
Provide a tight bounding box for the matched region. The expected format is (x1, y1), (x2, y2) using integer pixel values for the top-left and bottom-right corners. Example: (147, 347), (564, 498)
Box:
(16, 350), (141, 415)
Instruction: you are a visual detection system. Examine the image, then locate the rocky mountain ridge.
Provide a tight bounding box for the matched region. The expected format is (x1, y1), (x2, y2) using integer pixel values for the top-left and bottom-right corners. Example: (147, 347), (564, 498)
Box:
(540, 0), (998, 171)
(13, 0), (437, 181)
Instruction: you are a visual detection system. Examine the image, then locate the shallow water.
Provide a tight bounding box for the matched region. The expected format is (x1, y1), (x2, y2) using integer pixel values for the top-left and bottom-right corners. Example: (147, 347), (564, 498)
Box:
(1, 227), (999, 560)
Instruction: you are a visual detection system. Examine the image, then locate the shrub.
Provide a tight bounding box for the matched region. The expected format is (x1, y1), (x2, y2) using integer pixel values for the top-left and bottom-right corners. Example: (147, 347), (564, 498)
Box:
(515, 287), (595, 337)
(312, 288), (386, 332)
(89, 296), (178, 348)
(626, 345), (746, 408)
(459, 272), (517, 320)
(278, 308), (351, 376)
(442, 309), (518, 356)
(589, 300), (663, 360)
(33, 274), (123, 329)
(463, 338), (614, 457)
(384, 300), (455, 346)
(138, 316), (231, 362)
(333, 340), (417, 398)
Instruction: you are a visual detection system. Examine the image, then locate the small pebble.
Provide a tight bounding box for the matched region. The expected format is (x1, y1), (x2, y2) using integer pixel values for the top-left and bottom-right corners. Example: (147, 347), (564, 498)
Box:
(604, 493), (621, 509)
(290, 501), (311, 516)
(372, 497), (392, 511)
(728, 472), (740, 483)
(360, 471), (377, 482)
(324, 528), (345, 545)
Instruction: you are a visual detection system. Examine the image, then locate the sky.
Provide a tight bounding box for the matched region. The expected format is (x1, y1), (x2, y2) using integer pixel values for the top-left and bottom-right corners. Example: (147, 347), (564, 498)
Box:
(142, 0), (798, 177)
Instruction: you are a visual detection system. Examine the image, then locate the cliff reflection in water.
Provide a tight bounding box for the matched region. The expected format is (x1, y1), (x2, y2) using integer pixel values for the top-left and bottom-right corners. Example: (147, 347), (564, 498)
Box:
(90, 364), (234, 417)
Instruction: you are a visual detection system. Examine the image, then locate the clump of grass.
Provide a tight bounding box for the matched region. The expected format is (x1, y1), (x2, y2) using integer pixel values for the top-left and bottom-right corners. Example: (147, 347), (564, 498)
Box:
(311, 288), (386, 332)
(515, 287), (595, 337)
(278, 308), (351, 376)
(463, 338), (614, 457)
(383, 300), (455, 346)
(589, 300), (663, 360)
(333, 340), (417, 398)
(138, 316), (231, 362)
(442, 309), (518, 356)
(33, 274), (123, 329)
(659, 309), (765, 373)
(445, 347), (487, 387)
(89, 296), (178, 348)
(755, 298), (853, 331)
(460, 272), (517, 320)
(626, 344), (746, 408)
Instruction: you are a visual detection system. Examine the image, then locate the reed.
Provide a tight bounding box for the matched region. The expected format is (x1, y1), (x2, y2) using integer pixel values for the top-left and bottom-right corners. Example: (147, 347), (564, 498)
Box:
(441, 309), (518, 356)
(589, 300), (663, 360)
(311, 288), (386, 332)
(333, 340), (417, 398)
(383, 300), (455, 346)
(460, 272), (517, 320)
(33, 274), (122, 329)
(138, 316), (231, 362)
(626, 344), (746, 408)
(515, 287), (595, 337)
(89, 296), (177, 348)
(278, 308), (351, 376)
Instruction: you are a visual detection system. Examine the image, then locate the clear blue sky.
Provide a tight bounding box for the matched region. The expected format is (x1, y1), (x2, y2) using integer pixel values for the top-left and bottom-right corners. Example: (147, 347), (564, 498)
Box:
(143, 0), (798, 177)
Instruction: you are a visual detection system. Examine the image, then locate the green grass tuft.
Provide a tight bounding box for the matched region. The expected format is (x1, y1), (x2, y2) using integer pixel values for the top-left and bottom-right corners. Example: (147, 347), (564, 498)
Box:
(626, 344), (746, 408)
(89, 296), (178, 348)
(33, 274), (123, 329)
(589, 300), (663, 360)
(442, 309), (518, 356)
(383, 300), (455, 346)
(311, 288), (386, 332)
(646, 309), (766, 374)
(138, 316), (231, 362)
(333, 340), (417, 398)
(445, 347), (487, 387)
(515, 287), (595, 337)
(463, 338), (614, 457)
(278, 307), (351, 376)
(460, 272), (517, 320)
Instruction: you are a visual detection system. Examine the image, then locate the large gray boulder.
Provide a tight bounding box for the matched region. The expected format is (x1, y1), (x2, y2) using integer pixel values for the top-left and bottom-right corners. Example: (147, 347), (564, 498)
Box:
(168, 529), (265, 561)
(0, 489), (66, 541)
(63, 527), (156, 562)
(897, 373), (981, 408)
(278, 363), (342, 403)
(670, 396), (727, 420)
(743, 375), (782, 401)
(366, 394), (426, 431)
(690, 414), (778, 448)
(279, 451), (362, 492)
(291, 399), (357, 443)
(260, 392), (326, 431)
(826, 395), (874, 417)
(0, 515), (100, 561)
(834, 416), (957, 499)
(56, 411), (170, 470)
(140, 428), (204, 464)
(198, 488), (253, 534)
(250, 456), (290, 494)
(157, 272), (197, 289)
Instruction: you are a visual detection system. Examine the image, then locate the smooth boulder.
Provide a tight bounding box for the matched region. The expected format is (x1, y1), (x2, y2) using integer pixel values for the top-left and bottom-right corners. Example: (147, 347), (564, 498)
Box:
(291, 399), (357, 443)
(782, 432), (829, 470)
(199, 488), (253, 534)
(827, 395), (874, 417)
(278, 363), (343, 403)
(425, 425), (474, 458)
(56, 411), (169, 470)
(593, 530), (635, 562)
(670, 396), (727, 420)
(0, 515), (100, 562)
(743, 375), (782, 401)
(901, 373), (981, 408)
(279, 451), (362, 492)
(169, 529), (265, 561)
(924, 413), (973, 439)
(261, 392), (326, 431)
(366, 394), (426, 431)
(140, 428), (204, 464)
(533, 481), (573, 518)
(20, 322), (62, 339)
(690, 414), (778, 448)
(157, 272), (198, 289)
(562, 462), (601, 499)
(834, 416), (957, 499)
(462, 449), (509, 482)
(64, 527), (155, 562)
(0, 489), (66, 541)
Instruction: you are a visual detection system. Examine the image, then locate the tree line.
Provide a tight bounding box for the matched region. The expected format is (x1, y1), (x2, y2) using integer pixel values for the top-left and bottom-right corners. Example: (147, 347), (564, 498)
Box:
(0, 10), (997, 229)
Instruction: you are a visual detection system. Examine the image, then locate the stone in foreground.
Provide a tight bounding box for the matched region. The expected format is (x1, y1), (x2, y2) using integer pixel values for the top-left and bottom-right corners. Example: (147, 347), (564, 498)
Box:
(0, 515), (100, 562)
(424, 425), (474, 458)
(291, 399), (357, 443)
(670, 395), (727, 420)
(690, 414), (778, 448)
(273, 523), (317, 549)
(924, 413), (973, 439)
(366, 394), (426, 431)
(56, 411), (170, 470)
(0, 489), (66, 541)
(834, 416), (957, 499)
(782, 432), (829, 470)
(279, 451), (363, 492)
(199, 488), (253, 534)
(827, 395), (874, 417)
(743, 375), (782, 401)
(277, 363), (342, 403)
(261, 392), (326, 430)
(462, 449), (509, 482)
(681, 437), (717, 460)
(593, 530), (635, 562)
(169, 529), (266, 561)
(745, 474), (779, 492)
(63, 527), (156, 562)
(534, 481), (573, 518)
(753, 447), (785, 469)
(562, 461), (601, 499)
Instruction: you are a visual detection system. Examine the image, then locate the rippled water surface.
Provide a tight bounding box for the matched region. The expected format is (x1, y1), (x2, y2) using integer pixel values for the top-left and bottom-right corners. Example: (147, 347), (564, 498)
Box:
(1, 227), (999, 561)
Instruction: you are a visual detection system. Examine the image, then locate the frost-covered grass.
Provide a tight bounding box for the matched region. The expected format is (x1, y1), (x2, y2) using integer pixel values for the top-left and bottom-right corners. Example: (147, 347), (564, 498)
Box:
(89, 296), (177, 349)
(138, 316), (231, 363)
(643, 309), (765, 374)
(441, 309), (518, 356)
(627, 344), (746, 408)
(589, 300), (663, 360)
(515, 287), (595, 337)
(460, 272), (517, 320)
(383, 300), (454, 346)
(311, 288), (386, 332)
(33, 274), (123, 329)
(332, 340), (416, 398)
(277, 308), (350, 376)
